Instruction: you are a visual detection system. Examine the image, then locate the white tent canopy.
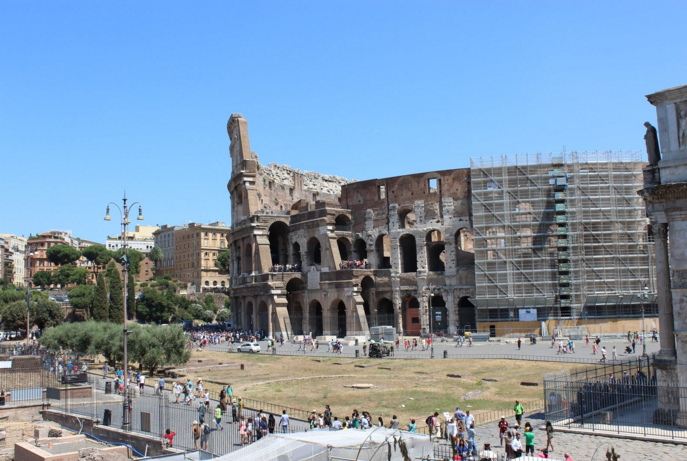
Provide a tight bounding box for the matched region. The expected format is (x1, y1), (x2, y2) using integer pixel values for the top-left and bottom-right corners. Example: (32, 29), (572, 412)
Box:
(217, 428), (434, 461)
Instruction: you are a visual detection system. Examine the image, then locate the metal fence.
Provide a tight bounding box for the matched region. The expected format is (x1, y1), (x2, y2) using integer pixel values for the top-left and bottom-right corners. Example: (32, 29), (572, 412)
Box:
(543, 356), (687, 441)
(50, 372), (312, 456)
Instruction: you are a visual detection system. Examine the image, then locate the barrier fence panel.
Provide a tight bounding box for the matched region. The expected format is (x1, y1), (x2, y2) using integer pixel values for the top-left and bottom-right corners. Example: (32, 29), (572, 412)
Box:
(543, 356), (687, 441)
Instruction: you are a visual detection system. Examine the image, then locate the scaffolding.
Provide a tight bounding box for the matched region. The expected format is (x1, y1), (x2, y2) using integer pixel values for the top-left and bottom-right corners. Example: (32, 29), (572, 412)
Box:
(470, 152), (657, 323)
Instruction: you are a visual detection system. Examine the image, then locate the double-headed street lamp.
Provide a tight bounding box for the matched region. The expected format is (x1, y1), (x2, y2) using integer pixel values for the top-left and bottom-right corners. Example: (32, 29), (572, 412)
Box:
(24, 243), (38, 346)
(104, 193), (144, 430)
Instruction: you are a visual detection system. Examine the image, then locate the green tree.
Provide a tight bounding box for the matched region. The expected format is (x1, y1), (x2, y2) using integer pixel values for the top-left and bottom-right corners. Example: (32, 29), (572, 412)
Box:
(0, 288), (28, 306)
(223, 297), (231, 312)
(215, 250), (231, 273)
(32, 298), (64, 329)
(204, 295), (218, 313)
(93, 273), (109, 322)
(53, 265), (90, 287)
(45, 244), (82, 266)
(92, 322), (124, 366)
(32, 271), (53, 289)
(127, 272), (135, 320)
(112, 248), (144, 275)
(0, 300), (28, 330)
(107, 262), (124, 323)
(215, 308), (230, 323)
(148, 246), (163, 273)
(81, 245), (114, 268)
(136, 288), (176, 323)
(69, 285), (94, 315)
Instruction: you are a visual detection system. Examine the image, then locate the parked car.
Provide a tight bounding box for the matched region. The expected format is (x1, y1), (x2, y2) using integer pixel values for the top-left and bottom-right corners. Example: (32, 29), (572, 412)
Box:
(237, 342), (260, 353)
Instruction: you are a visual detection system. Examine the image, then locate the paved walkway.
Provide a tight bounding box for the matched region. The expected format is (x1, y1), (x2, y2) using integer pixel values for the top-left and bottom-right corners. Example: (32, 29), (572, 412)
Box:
(207, 336), (660, 362)
(50, 375), (309, 456)
(455, 412), (685, 460)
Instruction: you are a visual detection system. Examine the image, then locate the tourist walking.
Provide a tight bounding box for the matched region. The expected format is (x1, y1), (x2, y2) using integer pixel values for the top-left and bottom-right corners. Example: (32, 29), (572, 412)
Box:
(524, 425), (535, 455)
(192, 421), (201, 450)
(467, 422), (477, 456)
(514, 400), (524, 426)
(545, 421), (555, 452)
(215, 405), (224, 431)
(498, 416), (509, 446)
(280, 409), (290, 433)
(239, 416), (248, 446)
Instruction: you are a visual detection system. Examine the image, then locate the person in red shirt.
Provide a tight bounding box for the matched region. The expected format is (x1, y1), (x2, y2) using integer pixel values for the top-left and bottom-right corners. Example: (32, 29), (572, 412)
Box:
(498, 416), (509, 446)
(163, 428), (176, 447)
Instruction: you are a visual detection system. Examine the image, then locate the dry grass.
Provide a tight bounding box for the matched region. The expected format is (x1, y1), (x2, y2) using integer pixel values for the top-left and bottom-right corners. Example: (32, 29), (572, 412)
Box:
(174, 349), (583, 424)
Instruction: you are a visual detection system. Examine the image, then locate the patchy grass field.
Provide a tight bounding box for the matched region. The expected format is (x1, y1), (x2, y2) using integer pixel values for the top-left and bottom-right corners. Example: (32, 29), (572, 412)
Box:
(173, 349), (582, 424)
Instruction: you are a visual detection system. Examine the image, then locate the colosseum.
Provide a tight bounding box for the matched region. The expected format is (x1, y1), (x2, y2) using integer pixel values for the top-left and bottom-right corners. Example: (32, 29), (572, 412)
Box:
(227, 113), (476, 341)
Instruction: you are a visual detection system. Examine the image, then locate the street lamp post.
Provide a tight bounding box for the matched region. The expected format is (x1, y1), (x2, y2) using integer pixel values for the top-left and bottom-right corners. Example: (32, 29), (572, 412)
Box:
(104, 193), (144, 430)
(641, 285), (648, 357)
(24, 243), (37, 346)
(426, 285), (436, 358)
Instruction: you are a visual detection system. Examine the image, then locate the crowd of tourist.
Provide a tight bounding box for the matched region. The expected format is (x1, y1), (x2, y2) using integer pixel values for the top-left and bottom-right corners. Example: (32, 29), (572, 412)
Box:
(339, 260), (370, 270)
(269, 264), (301, 273)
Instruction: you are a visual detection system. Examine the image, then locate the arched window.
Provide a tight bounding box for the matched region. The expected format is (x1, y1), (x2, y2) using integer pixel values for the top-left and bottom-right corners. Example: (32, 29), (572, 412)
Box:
(399, 234), (417, 273)
(334, 215), (352, 232)
(268, 221), (290, 265)
(375, 234), (391, 269)
(307, 237), (322, 265)
(426, 230), (445, 272)
(337, 238), (351, 262)
(399, 209), (416, 229)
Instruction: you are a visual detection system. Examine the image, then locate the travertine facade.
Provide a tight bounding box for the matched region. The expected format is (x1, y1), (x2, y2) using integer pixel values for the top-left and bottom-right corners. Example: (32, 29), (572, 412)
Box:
(639, 84), (687, 426)
(227, 114), (476, 339)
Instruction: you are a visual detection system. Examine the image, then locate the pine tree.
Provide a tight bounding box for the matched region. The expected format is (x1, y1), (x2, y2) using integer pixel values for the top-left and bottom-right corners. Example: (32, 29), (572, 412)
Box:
(93, 272), (109, 322)
(107, 262), (124, 323)
(127, 272), (136, 320)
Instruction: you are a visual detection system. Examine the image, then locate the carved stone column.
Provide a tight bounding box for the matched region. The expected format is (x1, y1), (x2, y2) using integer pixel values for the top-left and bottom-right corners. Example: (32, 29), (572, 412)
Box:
(446, 289), (457, 335)
(654, 224), (676, 360)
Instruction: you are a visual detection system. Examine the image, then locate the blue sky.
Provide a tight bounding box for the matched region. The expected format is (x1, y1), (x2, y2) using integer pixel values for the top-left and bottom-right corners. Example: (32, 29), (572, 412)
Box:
(1, 0), (685, 242)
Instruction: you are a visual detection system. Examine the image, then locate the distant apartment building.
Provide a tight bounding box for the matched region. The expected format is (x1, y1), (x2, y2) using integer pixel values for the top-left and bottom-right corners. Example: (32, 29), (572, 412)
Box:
(41, 230), (79, 249)
(173, 222), (230, 291)
(152, 225), (186, 277)
(0, 234), (27, 286)
(25, 233), (69, 278)
(0, 237), (13, 286)
(106, 225), (159, 255)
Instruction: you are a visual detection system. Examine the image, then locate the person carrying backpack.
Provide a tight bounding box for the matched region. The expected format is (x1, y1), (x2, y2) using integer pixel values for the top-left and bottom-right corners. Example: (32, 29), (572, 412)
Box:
(200, 421), (210, 450)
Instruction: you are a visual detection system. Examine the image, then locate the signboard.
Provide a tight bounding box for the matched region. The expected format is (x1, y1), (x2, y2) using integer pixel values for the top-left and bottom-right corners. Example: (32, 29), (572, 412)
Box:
(0, 361), (11, 369)
(518, 309), (537, 322)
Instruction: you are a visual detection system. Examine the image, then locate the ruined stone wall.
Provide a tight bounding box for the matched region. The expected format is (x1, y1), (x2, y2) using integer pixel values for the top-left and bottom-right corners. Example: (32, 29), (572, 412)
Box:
(340, 168), (472, 233)
(253, 156), (353, 214)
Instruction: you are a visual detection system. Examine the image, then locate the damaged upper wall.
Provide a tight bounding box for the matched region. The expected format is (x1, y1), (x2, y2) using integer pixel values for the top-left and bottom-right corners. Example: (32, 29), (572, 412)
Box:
(340, 168), (473, 233)
(255, 160), (353, 214)
(228, 113), (354, 224)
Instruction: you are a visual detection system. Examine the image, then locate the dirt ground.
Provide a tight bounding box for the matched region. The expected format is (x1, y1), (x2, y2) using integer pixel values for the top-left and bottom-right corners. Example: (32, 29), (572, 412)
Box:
(169, 349), (583, 424)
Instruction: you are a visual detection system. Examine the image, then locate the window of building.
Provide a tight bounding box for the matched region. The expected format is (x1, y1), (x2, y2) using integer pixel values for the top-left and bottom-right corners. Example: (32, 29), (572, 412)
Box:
(378, 185), (386, 200)
(428, 178), (438, 193)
